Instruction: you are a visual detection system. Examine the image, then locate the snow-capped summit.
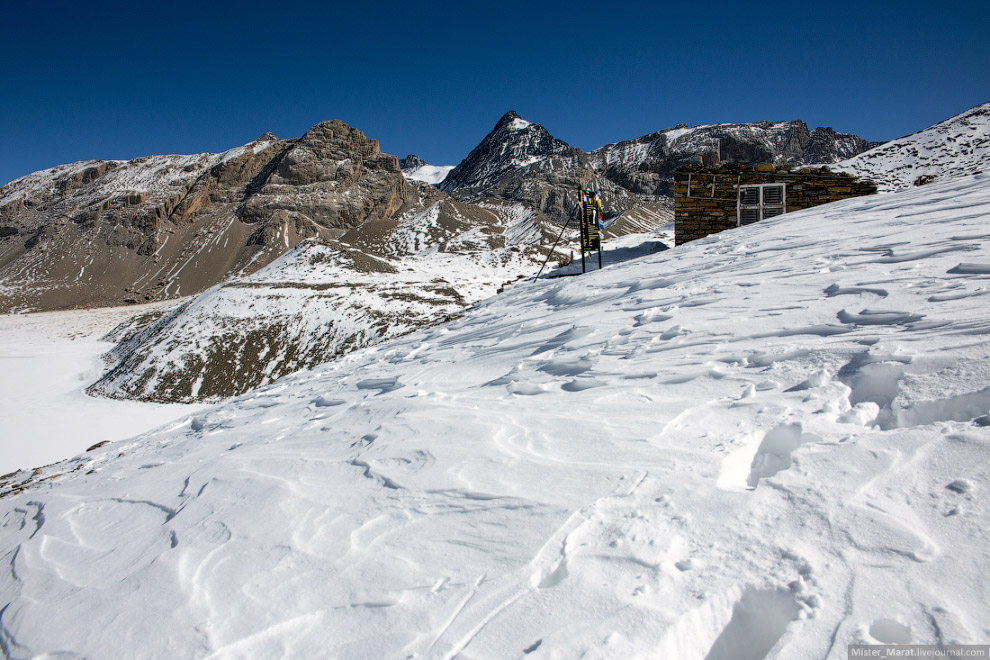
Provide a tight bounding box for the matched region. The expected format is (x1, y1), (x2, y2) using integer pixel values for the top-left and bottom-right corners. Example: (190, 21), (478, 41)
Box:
(835, 101), (990, 191)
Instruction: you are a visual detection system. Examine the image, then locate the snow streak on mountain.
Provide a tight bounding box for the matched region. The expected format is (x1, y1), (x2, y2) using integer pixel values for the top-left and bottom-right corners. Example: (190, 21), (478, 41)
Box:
(2, 173), (989, 658)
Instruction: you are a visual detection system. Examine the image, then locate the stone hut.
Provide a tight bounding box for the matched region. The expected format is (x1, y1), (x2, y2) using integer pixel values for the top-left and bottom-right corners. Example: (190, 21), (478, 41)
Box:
(673, 163), (877, 245)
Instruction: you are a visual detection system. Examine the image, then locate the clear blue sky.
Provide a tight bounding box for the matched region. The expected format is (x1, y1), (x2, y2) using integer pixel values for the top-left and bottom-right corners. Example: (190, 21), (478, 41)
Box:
(2, 0), (987, 187)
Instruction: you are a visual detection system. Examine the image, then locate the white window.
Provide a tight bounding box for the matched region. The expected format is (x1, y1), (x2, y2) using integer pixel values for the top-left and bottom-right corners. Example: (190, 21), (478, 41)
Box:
(738, 184), (786, 225)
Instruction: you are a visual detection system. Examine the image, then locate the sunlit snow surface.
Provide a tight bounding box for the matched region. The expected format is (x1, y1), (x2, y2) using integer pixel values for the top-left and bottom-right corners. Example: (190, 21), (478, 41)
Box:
(3, 176), (990, 658)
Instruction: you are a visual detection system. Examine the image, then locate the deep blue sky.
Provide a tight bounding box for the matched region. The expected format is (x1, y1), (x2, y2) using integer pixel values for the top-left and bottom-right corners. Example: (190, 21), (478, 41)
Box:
(2, 0), (987, 187)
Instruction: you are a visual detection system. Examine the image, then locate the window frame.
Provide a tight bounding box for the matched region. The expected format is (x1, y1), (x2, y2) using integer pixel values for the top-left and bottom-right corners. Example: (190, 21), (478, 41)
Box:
(737, 183), (787, 226)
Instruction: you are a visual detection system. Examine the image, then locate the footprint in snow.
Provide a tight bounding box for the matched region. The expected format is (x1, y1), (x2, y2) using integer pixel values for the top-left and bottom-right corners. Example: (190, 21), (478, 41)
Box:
(867, 618), (912, 644)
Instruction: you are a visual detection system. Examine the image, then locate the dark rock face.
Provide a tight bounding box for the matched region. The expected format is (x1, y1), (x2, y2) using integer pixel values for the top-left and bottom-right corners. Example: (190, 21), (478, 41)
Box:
(0, 121), (413, 313)
(239, 120), (407, 231)
(804, 126), (883, 163)
(440, 111), (577, 196)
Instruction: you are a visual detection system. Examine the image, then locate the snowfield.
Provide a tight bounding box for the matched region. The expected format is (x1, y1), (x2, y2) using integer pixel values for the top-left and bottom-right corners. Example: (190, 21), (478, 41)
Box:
(0, 304), (206, 475)
(403, 163), (456, 186)
(2, 175), (990, 658)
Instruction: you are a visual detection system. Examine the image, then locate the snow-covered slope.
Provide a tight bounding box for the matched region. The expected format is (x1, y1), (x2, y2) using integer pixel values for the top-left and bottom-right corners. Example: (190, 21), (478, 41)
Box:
(88, 197), (561, 402)
(835, 102), (990, 191)
(2, 176), (990, 658)
(400, 155), (455, 185)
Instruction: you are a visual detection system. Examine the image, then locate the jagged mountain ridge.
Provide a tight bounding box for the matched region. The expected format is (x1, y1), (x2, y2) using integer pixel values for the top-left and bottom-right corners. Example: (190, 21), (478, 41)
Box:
(438, 111), (881, 226)
(588, 119), (882, 196)
(834, 102), (990, 191)
(439, 111), (671, 232)
(0, 121), (425, 313)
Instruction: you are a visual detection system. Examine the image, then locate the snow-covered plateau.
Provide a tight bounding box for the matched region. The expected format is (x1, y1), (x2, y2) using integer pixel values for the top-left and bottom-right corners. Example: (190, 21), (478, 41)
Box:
(2, 174), (990, 659)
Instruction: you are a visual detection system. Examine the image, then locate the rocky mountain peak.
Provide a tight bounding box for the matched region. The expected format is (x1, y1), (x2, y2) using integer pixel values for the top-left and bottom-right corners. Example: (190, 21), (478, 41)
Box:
(296, 120), (382, 156)
(400, 154), (427, 170)
(494, 110), (527, 130)
(439, 111), (574, 196)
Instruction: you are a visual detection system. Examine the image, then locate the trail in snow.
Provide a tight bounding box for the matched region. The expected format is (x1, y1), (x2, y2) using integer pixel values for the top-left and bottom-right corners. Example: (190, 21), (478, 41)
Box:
(0, 176), (988, 659)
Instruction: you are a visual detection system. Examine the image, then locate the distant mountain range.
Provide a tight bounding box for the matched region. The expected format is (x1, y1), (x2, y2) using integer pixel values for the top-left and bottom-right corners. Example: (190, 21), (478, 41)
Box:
(433, 110), (880, 230)
(3, 103), (987, 401)
(0, 110), (882, 315)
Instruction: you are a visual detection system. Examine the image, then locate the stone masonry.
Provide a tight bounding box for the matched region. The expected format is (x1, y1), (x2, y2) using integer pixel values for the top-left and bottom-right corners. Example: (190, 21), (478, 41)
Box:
(674, 163), (877, 244)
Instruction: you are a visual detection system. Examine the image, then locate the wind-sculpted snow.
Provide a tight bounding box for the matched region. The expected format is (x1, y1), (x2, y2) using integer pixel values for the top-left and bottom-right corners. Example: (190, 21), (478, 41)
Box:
(2, 176), (990, 658)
